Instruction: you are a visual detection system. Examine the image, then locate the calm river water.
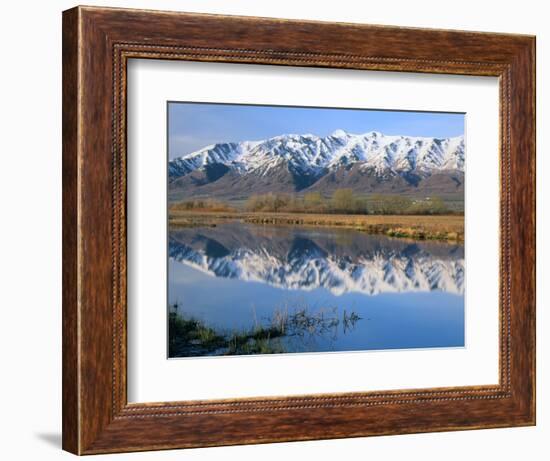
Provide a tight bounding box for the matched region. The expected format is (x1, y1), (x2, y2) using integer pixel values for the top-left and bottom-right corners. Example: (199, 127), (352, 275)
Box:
(168, 222), (464, 357)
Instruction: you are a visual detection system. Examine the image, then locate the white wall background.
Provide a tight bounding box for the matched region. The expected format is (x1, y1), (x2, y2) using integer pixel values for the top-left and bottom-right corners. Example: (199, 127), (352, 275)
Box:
(0, 0), (546, 459)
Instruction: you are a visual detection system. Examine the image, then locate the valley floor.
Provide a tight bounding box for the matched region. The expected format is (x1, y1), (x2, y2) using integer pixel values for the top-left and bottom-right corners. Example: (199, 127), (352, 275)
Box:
(168, 210), (464, 241)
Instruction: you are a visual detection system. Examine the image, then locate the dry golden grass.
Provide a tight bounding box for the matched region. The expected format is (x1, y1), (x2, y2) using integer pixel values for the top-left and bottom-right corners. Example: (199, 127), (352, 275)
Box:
(169, 210), (464, 241)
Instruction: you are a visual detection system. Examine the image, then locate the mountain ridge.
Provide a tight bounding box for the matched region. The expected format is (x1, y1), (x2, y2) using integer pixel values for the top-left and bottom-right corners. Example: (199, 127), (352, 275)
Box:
(168, 130), (465, 200)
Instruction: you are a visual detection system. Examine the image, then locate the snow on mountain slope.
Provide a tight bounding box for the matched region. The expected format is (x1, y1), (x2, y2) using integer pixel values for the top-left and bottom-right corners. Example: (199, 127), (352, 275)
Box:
(168, 236), (464, 296)
(169, 130), (465, 182)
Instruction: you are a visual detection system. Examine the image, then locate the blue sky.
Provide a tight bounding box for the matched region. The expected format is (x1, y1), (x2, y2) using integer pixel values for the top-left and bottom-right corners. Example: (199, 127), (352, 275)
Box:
(168, 102), (464, 159)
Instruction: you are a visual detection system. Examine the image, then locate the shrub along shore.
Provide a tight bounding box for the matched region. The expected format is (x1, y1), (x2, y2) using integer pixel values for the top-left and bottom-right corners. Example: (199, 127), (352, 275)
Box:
(170, 190), (463, 216)
(169, 210), (464, 241)
(168, 190), (464, 241)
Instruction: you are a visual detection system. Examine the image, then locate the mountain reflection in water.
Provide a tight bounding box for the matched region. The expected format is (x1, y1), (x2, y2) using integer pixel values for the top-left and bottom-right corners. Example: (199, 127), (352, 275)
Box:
(168, 222), (465, 357)
(169, 222), (464, 296)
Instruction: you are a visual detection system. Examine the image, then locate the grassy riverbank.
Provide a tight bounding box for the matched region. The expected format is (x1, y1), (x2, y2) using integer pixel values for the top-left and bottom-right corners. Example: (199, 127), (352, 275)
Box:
(169, 304), (362, 357)
(169, 312), (286, 357)
(168, 210), (464, 241)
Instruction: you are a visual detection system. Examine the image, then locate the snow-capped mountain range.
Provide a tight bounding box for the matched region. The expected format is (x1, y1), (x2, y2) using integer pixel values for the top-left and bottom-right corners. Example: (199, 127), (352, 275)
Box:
(168, 130), (465, 199)
(169, 227), (464, 296)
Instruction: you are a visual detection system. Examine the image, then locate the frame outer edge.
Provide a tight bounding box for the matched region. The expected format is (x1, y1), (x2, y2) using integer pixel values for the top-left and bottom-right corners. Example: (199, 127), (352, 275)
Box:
(62, 6), (81, 455)
(532, 36), (537, 425)
(499, 37), (536, 425)
(62, 6), (536, 454)
(527, 35), (536, 425)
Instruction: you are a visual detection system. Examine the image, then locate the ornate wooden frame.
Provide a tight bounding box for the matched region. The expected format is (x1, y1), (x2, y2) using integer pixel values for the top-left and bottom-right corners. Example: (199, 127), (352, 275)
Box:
(62, 5), (536, 455)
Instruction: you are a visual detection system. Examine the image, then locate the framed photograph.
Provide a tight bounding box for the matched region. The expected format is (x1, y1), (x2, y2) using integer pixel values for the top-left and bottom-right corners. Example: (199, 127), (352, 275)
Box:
(62, 6), (535, 455)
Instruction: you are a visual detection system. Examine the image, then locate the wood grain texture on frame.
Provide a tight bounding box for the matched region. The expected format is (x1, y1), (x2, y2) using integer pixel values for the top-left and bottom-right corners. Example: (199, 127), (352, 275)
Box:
(62, 5), (535, 455)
